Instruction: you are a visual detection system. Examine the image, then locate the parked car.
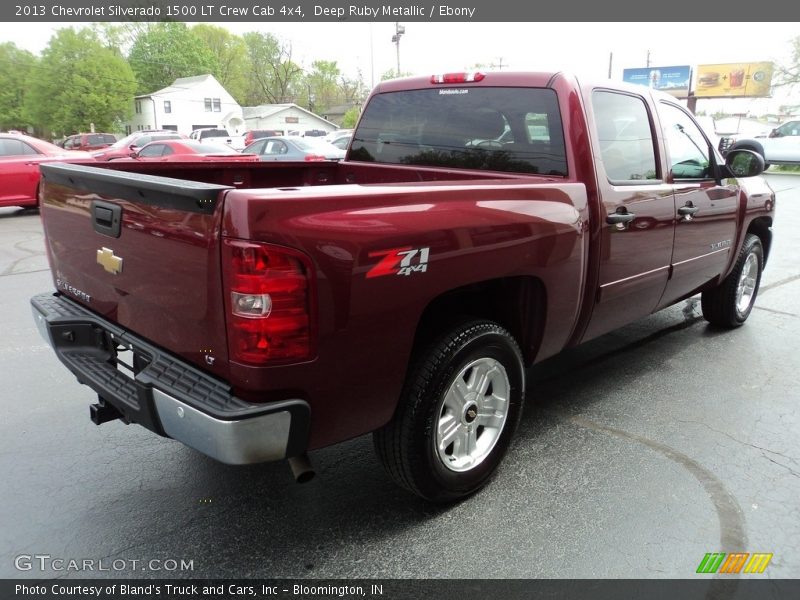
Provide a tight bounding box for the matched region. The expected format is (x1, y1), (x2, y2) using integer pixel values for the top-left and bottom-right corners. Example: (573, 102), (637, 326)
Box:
(124, 140), (260, 162)
(188, 128), (246, 151)
(330, 134), (352, 150)
(243, 129), (283, 146)
(61, 133), (117, 152)
(242, 136), (346, 161)
(721, 119), (800, 166)
(0, 133), (91, 208)
(323, 129), (354, 144)
(92, 130), (184, 161)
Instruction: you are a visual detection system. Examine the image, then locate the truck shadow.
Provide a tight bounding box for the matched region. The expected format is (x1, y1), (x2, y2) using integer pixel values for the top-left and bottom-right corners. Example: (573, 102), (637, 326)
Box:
(55, 299), (742, 578)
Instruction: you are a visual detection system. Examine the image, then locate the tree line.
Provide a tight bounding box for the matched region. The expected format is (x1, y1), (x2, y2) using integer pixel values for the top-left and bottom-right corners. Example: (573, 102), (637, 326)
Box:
(0, 23), (371, 137)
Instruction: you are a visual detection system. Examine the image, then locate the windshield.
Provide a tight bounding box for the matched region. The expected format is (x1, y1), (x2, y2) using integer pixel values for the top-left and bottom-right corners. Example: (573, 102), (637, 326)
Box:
(351, 87), (567, 175)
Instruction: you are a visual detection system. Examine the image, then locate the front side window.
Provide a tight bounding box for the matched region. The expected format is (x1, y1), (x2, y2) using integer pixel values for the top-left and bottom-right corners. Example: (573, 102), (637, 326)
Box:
(659, 102), (712, 179)
(138, 144), (165, 157)
(774, 120), (799, 137)
(592, 91), (658, 182)
(350, 87), (567, 175)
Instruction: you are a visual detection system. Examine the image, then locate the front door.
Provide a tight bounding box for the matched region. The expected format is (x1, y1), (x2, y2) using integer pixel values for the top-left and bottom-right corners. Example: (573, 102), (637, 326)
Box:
(656, 102), (739, 308)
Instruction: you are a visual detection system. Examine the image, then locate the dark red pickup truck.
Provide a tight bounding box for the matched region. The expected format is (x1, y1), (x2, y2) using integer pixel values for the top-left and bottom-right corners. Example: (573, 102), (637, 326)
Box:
(32, 72), (775, 501)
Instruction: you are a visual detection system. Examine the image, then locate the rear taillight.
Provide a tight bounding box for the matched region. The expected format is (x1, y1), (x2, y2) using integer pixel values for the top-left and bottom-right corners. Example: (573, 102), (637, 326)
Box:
(222, 239), (315, 365)
(304, 154), (326, 161)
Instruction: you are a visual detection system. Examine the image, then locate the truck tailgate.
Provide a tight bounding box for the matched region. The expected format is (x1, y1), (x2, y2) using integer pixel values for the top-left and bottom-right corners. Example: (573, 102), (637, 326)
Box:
(39, 162), (233, 379)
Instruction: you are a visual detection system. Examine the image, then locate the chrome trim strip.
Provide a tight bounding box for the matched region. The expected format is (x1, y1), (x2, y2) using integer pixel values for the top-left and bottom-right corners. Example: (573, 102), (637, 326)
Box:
(153, 389), (291, 464)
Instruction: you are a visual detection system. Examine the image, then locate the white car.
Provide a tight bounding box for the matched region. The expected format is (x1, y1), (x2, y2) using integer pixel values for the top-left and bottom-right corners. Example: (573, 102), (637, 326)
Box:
(188, 128), (246, 151)
(722, 119), (800, 166)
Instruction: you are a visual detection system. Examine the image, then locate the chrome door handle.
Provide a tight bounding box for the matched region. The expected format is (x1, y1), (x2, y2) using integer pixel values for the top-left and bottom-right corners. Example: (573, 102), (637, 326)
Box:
(606, 211), (635, 224)
(678, 205), (700, 216)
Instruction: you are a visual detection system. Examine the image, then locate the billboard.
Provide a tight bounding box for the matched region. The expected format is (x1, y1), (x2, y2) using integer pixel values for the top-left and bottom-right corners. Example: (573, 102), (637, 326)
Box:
(622, 65), (691, 98)
(695, 62), (774, 98)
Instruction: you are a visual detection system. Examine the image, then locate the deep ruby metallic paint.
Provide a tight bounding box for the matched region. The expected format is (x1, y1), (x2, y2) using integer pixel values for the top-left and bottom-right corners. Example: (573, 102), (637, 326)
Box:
(37, 73), (775, 452)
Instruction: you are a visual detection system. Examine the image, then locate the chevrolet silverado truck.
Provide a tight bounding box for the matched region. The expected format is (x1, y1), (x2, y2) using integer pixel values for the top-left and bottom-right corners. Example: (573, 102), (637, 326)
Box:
(31, 72), (775, 502)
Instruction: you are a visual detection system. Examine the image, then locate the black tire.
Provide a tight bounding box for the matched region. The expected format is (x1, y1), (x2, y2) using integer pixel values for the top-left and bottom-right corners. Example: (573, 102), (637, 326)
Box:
(701, 234), (764, 328)
(373, 320), (525, 502)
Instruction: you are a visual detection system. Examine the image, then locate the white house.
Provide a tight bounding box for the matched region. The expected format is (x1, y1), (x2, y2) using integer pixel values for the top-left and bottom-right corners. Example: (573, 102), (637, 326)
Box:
(242, 104), (338, 136)
(125, 74), (244, 137)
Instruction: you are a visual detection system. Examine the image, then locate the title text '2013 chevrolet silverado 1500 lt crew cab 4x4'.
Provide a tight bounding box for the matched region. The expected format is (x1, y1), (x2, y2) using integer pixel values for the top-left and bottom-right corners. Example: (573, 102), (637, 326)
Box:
(32, 72), (774, 502)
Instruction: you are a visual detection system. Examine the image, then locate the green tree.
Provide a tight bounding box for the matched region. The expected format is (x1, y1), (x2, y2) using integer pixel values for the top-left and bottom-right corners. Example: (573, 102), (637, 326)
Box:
(242, 32), (303, 105)
(23, 28), (137, 136)
(192, 24), (248, 104)
(776, 36), (800, 88)
(380, 69), (412, 81)
(0, 43), (36, 130)
(341, 107), (361, 128)
(128, 22), (218, 94)
(305, 60), (341, 113)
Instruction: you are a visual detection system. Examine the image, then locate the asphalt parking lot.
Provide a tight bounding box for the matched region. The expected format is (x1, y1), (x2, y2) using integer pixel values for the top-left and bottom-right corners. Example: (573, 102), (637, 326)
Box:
(1, 173), (798, 580)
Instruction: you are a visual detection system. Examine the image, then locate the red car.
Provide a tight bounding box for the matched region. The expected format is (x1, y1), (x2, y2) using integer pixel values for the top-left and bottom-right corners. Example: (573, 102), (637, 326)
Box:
(126, 139), (260, 162)
(92, 130), (185, 161)
(61, 133), (117, 152)
(0, 133), (91, 208)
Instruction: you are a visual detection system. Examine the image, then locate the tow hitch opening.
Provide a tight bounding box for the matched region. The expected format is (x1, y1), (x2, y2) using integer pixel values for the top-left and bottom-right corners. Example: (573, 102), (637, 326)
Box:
(90, 398), (124, 425)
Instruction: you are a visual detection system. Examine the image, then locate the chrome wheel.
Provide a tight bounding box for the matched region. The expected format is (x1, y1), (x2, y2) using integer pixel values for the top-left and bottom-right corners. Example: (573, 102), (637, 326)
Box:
(435, 357), (510, 473)
(736, 252), (759, 316)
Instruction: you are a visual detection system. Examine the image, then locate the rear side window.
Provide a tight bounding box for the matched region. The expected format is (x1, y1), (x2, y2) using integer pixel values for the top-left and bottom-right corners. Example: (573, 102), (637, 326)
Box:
(0, 138), (40, 156)
(592, 91), (658, 183)
(87, 134), (116, 145)
(350, 87), (567, 176)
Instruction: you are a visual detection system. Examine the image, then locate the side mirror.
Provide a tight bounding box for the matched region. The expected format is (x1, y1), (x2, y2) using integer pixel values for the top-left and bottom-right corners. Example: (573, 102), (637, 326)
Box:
(769, 128), (781, 138)
(725, 149), (765, 178)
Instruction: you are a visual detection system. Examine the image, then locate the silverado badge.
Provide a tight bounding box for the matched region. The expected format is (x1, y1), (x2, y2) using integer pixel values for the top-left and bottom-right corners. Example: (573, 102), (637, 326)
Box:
(97, 247), (123, 275)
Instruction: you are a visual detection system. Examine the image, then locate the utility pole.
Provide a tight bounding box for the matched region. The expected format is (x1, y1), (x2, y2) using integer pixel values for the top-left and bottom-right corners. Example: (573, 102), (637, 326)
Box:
(646, 50), (651, 68)
(391, 22), (405, 76)
(608, 52), (613, 79)
(493, 57), (506, 71)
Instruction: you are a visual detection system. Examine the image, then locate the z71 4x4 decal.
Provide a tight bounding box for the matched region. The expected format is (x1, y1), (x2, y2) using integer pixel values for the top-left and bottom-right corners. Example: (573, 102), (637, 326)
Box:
(366, 246), (431, 278)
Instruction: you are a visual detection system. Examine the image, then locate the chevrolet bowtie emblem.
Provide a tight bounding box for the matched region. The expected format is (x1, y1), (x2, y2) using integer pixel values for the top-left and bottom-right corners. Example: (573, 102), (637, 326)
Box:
(97, 247), (123, 275)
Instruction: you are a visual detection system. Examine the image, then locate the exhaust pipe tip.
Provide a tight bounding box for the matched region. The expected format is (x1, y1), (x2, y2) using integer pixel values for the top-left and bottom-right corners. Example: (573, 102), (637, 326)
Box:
(288, 454), (315, 484)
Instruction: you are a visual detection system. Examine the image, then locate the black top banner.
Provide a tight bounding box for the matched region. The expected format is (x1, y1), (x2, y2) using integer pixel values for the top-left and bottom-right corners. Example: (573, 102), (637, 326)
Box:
(3, 0), (800, 22)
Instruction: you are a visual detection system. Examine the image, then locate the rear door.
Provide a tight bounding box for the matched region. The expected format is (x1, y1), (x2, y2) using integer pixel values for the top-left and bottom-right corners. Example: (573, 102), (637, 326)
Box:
(581, 89), (676, 341)
(39, 162), (234, 378)
(656, 101), (739, 308)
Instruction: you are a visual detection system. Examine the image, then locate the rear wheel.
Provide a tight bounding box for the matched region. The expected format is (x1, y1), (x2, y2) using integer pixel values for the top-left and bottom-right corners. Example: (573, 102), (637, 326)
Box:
(374, 320), (525, 502)
(701, 234), (764, 327)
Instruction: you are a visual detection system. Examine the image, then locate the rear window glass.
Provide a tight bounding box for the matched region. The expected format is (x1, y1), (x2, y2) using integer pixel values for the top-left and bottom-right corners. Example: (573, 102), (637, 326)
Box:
(200, 129), (229, 139)
(350, 87), (567, 176)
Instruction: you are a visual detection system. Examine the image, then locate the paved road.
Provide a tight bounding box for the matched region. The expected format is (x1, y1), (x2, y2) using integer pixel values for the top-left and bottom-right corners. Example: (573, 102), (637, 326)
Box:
(1, 174), (798, 579)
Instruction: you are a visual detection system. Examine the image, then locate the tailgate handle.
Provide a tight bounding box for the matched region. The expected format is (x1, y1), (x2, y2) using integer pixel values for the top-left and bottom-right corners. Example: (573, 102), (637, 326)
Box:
(91, 201), (122, 238)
